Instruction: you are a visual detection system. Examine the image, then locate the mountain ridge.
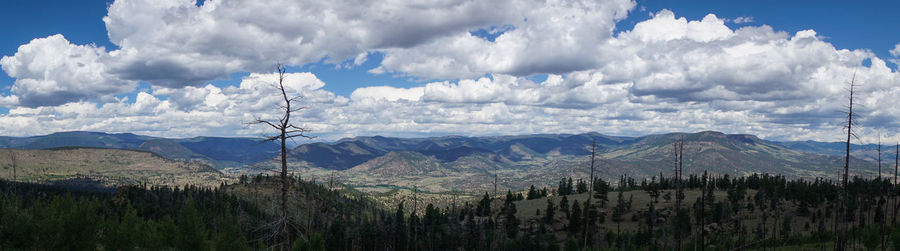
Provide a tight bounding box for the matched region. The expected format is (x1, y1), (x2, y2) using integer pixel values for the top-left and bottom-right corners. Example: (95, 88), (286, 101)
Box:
(251, 130), (881, 192)
(1, 130), (886, 189)
(1, 131), (279, 169)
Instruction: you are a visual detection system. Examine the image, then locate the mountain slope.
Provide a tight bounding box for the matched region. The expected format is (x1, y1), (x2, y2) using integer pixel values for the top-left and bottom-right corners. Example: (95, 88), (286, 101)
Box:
(599, 131), (871, 179)
(281, 131), (876, 193)
(0, 148), (226, 187)
(1, 131), (278, 169)
(349, 151), (445, 176)
(775, 140), (885, 162)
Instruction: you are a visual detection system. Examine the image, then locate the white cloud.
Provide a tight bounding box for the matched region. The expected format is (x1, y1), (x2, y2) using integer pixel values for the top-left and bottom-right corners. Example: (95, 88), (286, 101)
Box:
(732, 16), (754, 24)
(2, 2), (900, 144)
(891, 43), (900, 67)
(624, 10), (733, 43)
(100, 0), (530, 85)
(351, 86), (423, 102)
(0, 35), (135, 107)
(0, 95), (18, 107)
(375, 0), (636, 79)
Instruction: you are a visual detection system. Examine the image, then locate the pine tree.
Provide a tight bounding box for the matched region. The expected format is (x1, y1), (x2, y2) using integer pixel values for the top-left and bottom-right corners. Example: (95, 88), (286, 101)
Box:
(177, 196), (208, 250)
(393, 203), (407, 250)
(544, 199), (556, 225)
(503, 191), (520, 238)
(612, 189), (626, 232)
(527, 185), (539, 200)
(476, 192), (492, 217)
(576, 179), (588, 194)
(593, 177), (610, 207)
(569, 200), (582, 235)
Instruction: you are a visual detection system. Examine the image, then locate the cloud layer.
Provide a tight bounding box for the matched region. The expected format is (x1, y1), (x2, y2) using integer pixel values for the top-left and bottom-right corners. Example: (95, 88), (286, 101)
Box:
(1, 0), (899, 143)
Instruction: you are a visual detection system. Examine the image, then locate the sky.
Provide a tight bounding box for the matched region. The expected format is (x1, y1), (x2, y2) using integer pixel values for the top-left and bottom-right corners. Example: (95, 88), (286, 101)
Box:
(1, 0), (899, 143)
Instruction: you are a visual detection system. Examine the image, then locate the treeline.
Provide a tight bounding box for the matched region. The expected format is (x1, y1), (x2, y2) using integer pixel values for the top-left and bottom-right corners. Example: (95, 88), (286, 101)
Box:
(0, 180), (265, 250)
(509, 173), (900, 250)
(6, 172), (900, 250)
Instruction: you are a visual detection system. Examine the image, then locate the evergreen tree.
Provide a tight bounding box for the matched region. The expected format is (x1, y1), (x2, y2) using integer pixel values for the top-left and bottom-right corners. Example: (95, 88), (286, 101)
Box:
(544, 199), (556, 224)
(291, 233), (325, 251)
(576, 179), (588, 194)
(612, 188), (626, 224)
(177, 196), (208, 250)
(558, 178), (569, 196)
(215, 207), (248, 251)
(464, 209), (479, 250)
(503, 191), (520, 238)
(569, 200), (582, 235)
(476, 192), (492, 217)
(593, 177), (610, 207)
(393, 203), (407, 251)
(527, 185), (540, 200)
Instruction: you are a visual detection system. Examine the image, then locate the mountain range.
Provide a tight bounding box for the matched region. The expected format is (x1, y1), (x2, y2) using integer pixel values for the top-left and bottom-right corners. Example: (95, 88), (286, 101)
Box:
(1, 130), (891, 192)
(1, 131), (280, 169)
(260, 131), (883, 192)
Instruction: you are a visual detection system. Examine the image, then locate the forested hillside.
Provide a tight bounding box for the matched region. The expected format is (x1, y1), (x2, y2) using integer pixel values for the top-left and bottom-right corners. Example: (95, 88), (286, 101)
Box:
(5, 171), (900, 250)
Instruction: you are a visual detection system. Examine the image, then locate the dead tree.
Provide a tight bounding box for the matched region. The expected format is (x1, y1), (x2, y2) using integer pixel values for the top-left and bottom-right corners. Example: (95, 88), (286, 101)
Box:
(249, 64), (313, 248)
(893, 143), (899, 224)
(836, 74), (858, 251)
(673, 136), (685, 250)
(878, 136), (887, 251)
(879, 136), (883, 180)
(583, 139), (597, 247)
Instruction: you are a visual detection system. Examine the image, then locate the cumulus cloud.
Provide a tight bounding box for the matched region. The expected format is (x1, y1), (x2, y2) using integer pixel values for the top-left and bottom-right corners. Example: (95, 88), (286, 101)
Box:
(0, 35), (135, 107)
(891, 43), (900, 67)
(375, 0), (636, 79)
(351, 86), (423, 102)
(2, 0), (636, 103)
(100, 0), (530, 86)
(2, 2), (900, 144)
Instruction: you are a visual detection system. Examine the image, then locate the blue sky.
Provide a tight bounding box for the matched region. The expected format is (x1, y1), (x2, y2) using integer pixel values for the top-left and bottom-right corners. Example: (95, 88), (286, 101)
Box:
(0, 0), (898, 142)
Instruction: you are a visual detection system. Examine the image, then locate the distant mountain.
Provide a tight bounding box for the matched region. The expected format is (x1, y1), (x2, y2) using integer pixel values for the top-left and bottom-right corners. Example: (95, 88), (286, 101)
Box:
(597, 131), (870, 179)
(1, 130), (884, 192)
(0, 131), (279, 169)
(349, 151), (445, 176)
(0, 131), (152, 149)
(283, 132), (633, 170)
(775, 140), (887, 162)
(290, 141), (386, 170)
(0, 148), (226, 187)
(274, 131), (877, 193)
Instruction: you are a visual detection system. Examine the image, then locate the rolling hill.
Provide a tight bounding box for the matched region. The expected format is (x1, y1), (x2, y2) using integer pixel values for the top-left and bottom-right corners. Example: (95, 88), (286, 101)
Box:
(1, 131), (279, 169)
(0, 148), (227, 187)
(0, 130), (883, 193)
(270, 131), (877, 193)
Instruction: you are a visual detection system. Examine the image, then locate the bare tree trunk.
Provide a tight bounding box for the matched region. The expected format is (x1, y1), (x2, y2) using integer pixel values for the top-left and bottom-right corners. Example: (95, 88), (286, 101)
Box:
(584, 140), (596, 248)
(280, 129), (289, 247)
(894, 143), (899, 224)
(878, 137), (887, 251)
(700, 173), (706, 251)
(494, 167), (498, 197)
(249, 64), (313, 249)
(837, 74), (857, 251)
(675, 137), (684, 251)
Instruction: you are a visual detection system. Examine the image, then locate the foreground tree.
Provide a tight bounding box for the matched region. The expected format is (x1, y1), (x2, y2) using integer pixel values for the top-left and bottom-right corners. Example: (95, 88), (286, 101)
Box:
(837, 73), (858, 250)
(250, 64), (313, 248)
